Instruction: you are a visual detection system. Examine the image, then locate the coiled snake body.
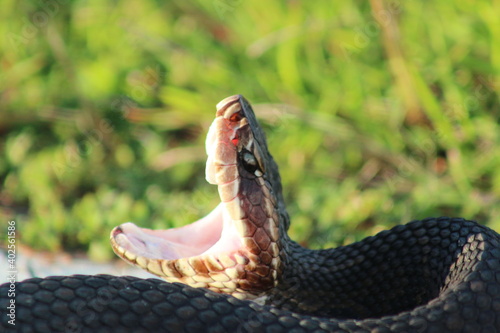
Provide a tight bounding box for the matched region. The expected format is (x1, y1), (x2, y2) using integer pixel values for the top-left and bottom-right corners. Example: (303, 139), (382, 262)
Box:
(2, 95), (500, 332)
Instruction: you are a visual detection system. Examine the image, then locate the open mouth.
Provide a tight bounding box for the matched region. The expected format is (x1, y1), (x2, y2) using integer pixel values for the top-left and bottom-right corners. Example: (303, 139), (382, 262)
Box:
(111, 203), (242, 261)
(111, 95), (247, 263)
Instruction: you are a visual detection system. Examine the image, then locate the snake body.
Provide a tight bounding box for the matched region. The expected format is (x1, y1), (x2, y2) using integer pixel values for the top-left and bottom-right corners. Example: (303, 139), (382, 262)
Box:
(2, 95), (500, 332)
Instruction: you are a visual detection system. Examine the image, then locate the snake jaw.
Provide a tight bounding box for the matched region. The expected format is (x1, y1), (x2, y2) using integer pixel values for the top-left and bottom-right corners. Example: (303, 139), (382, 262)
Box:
(110, 95), (282, 299)
(111, 204), (240, 260)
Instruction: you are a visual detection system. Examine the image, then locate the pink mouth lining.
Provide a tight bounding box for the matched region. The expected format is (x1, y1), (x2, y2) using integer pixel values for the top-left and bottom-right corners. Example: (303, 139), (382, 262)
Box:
(112, 203), (243, 261)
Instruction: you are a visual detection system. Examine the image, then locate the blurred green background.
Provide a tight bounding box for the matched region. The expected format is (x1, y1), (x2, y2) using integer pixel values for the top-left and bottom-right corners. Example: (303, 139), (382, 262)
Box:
(1, 0), (499, 262)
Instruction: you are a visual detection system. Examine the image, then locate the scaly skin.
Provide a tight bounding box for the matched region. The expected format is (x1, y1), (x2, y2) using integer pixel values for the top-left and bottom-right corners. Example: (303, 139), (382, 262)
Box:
(2, 218), (500, 332)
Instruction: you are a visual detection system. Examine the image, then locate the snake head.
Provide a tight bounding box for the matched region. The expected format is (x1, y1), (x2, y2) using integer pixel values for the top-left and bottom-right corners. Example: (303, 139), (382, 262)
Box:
(110, 95), (287, 300)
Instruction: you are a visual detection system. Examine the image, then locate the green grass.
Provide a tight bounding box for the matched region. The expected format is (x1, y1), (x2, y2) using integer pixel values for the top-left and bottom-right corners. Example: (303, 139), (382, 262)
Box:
(1, 0), (499, 261)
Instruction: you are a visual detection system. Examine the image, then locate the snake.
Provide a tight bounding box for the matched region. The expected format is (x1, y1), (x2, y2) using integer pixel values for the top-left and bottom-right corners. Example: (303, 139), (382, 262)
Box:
(2, 95), (500, 333)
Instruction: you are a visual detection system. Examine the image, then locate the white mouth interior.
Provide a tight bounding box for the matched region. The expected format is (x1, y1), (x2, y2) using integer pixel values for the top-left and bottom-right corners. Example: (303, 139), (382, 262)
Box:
(114, 203), (242, 260)
(113, 115), (243, 261)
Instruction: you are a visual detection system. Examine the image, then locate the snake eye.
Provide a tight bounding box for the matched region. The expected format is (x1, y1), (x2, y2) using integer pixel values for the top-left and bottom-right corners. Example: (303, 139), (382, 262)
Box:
(241, 148), (262, 175)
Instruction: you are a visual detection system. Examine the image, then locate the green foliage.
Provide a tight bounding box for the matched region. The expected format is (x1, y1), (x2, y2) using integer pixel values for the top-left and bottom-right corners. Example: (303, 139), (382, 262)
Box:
(1, 0), (499, 259)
